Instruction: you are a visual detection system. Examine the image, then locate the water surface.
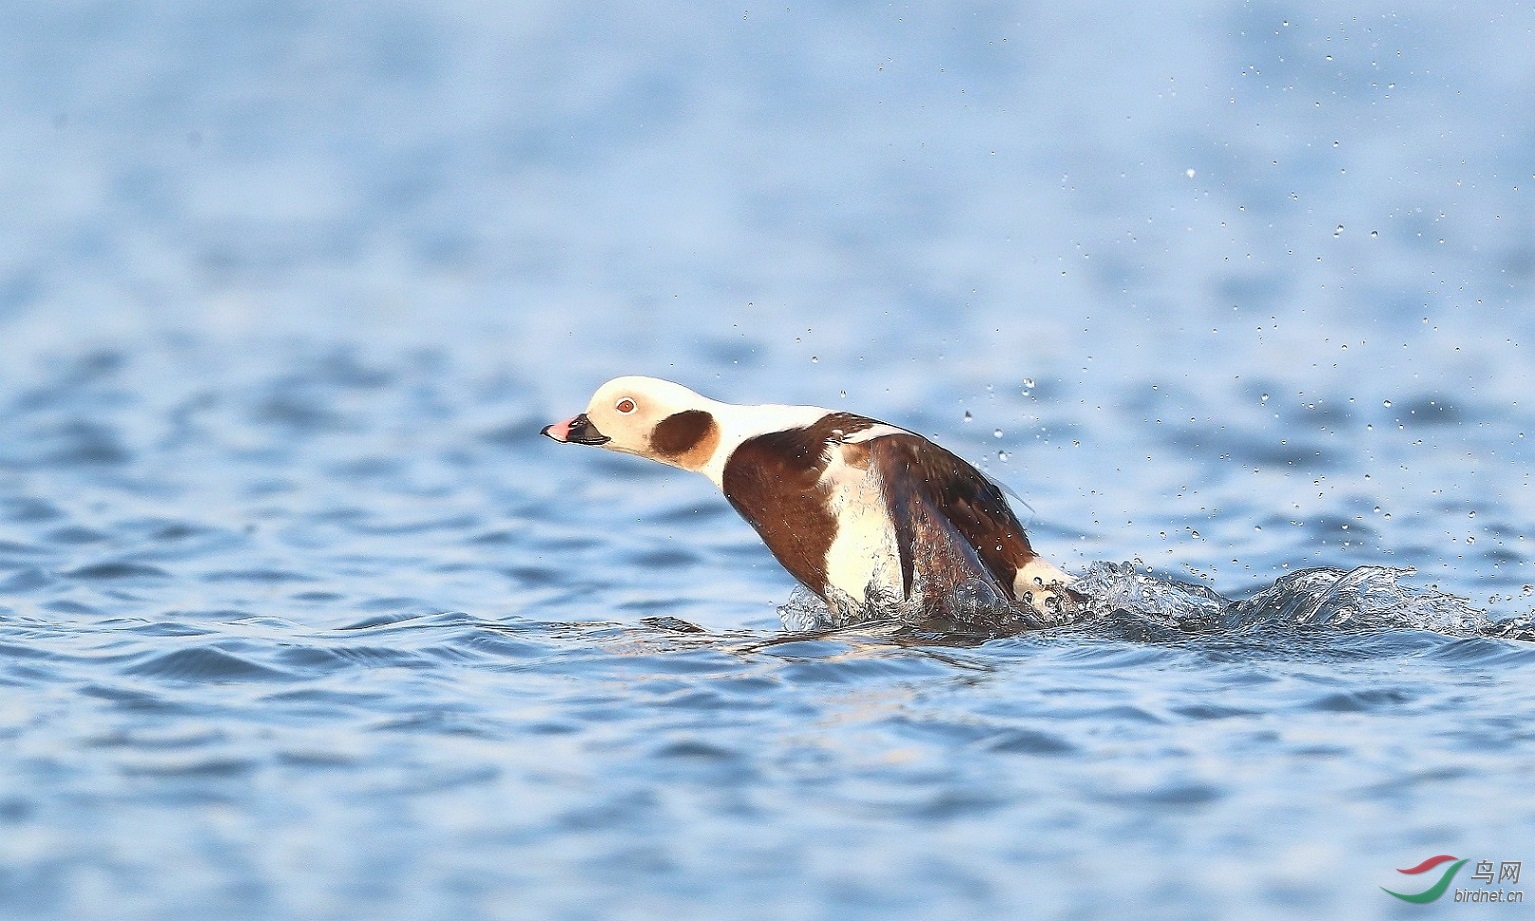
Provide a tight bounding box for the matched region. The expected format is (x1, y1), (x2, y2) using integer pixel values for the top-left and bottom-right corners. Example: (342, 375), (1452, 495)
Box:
(2, 2), (1534, 919)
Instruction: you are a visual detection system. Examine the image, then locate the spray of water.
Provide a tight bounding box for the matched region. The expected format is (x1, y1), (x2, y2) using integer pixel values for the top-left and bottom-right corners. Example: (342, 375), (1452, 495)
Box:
(778, 561), (1535, 643)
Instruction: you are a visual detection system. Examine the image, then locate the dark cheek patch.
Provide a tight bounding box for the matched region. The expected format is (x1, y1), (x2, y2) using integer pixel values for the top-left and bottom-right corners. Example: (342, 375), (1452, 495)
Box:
(651, 410), (719, 468)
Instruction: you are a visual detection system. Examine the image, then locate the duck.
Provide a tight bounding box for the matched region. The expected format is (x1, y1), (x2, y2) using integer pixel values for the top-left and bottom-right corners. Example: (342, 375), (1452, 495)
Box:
(542, 376), (1077, 631)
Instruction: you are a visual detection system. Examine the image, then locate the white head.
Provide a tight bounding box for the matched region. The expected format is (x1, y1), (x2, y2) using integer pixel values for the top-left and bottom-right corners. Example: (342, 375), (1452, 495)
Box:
(541, 376), (724, 472)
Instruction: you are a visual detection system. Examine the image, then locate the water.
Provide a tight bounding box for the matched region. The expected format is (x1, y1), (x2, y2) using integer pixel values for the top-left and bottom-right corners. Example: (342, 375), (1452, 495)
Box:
(3, 2), (1535, 919)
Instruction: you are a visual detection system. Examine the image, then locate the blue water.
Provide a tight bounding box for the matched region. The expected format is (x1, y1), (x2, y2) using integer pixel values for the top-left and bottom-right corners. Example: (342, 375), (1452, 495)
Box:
(3, 2), (1535, 919)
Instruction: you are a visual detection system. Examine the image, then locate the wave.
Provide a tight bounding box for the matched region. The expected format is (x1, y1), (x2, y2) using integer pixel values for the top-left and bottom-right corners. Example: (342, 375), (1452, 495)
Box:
(778, 561), (1535, 643)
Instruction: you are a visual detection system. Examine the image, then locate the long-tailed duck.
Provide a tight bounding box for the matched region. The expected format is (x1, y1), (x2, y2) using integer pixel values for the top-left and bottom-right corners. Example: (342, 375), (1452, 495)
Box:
(542, 376), (1077, 630)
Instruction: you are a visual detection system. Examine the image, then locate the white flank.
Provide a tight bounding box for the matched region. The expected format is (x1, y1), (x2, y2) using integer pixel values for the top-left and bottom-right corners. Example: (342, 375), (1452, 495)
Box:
(818, 443), (902, 604)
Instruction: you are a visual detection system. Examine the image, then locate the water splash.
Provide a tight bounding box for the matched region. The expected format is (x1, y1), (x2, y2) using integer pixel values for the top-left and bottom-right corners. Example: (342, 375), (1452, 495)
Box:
(777, 570), (1085, 637)
(777, 587), (831, 633)
(1224, 565), (1490, 634)
(1068, 561), (1527, 639)
(779, 561), (1533, 642)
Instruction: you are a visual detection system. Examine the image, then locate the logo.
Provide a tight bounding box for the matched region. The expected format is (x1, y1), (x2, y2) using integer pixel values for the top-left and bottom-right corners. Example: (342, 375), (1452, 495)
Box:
(1383, 855), (1467, 903)
(1384, 855), (1524, 904)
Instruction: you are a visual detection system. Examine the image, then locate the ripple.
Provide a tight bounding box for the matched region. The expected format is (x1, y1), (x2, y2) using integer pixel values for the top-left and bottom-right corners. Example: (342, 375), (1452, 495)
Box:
(252, 394), (343, 432)
(201, 568), (316, 583)
(756, 639), (853, 660)
(628, 547), (703, 567)
(1171, 703), (1263, 721)
(1097, 782), (1225, 808)
(0, 797), (34, 822)
(0, 498), (64, 522)
(86, 727), (225, 750)
(775, 656), (962, 683)
(32, 420), (133, 467)
(43, 599), (102, 615)
(62, 561), (171, 580)
(1043, 703), (1167, 724)
(904, 789), (1009, 820)
(501, 565), (560, 586)
(275, 645), (434, 672)
(985, 728), (1077, 755)
(123, 647), (293, 681)
(0, 568), (53, 592)
(653, 739), (742, 762)
(291, 590), (345, 602)
(121, 757), (261, 778)
(1355, 766), (1473, 798)
(0, 640), (56, 661)
(119, 621), (216, 638)
(458, 631), (555, 661)
(1305, 688), (1415, 713)
(0, 538), (51, 556)
(337, 609), (472, 631)
(43, 525), (110, 544)
(79, 683), (188, 712)
(350, 515), (483, 536)
(1425, 636), (1535, 664)
(277, 749), (360, 768)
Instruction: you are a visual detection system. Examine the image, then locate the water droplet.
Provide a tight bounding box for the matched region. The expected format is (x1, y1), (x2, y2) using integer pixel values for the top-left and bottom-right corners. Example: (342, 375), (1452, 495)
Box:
(1382, 399), (1392, 407)
(1185, 168), (1196, 178)
(993, 428), (1003, 438)
(997, 450), (1009, 462)
(1261, 393), (1269, 402)
(839, 389), (847, 398)
(1333, 225), (1344, 237)
(1370, 230), (1379, 238)
(1022, 378), (1035, 390)
(963, 411), (973, 422)
(810, 356), (819, 363)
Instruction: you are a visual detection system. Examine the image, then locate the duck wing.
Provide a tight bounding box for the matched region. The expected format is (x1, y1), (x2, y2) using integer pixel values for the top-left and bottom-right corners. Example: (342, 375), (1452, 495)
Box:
(864, 433), (1041, 602)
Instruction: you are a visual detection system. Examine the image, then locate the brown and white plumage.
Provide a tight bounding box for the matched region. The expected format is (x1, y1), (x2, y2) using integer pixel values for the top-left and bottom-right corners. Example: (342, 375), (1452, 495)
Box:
(542, 376), (1075, 629)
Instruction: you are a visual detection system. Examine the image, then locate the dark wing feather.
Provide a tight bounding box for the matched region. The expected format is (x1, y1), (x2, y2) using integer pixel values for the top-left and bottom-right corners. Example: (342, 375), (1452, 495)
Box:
(867, 434), (1040, 601)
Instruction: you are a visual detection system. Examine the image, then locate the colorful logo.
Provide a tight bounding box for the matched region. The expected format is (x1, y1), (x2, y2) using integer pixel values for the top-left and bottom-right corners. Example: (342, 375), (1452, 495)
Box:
(1383, 855), (1468, 903)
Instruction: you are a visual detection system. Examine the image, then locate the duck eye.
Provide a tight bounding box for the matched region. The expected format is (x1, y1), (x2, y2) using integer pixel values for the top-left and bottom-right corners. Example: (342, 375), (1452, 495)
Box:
(615, 398), (637, 414)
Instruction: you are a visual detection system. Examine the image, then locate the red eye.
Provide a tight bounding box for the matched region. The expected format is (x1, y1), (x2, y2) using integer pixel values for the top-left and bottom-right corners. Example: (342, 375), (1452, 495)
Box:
(616, 398), (636, 414)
